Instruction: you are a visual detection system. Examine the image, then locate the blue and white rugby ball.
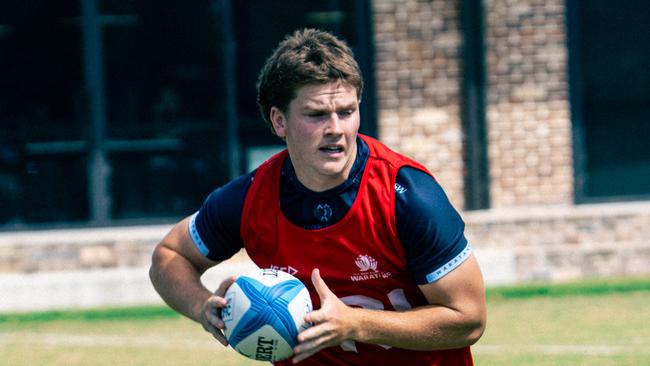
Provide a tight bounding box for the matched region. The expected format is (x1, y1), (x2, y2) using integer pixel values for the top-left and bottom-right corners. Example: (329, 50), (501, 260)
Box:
(222, 268), (312, 361)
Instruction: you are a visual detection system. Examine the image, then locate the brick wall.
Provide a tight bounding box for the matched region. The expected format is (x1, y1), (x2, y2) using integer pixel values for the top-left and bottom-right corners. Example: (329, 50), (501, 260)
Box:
(373, 0), (466, 208)
(3, 202), (648, 287)
(373, 0), (574, 208)
(465, 202), (650, 282)
(484, 0), (573, 207)
(0, 226), (165, 274)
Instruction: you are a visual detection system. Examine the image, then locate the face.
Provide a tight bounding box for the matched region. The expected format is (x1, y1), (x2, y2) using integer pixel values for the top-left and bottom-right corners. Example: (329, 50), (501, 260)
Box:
(270, 82), (360, 192)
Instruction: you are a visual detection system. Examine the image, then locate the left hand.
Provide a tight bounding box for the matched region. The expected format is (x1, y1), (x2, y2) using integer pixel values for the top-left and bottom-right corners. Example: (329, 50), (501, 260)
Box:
(292, 268), (358, 363)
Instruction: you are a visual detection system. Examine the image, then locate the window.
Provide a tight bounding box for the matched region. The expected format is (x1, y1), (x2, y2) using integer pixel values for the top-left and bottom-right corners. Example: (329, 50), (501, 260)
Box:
(568, 0), (650, 201)
(1, 2), (89, 225)
(0, 0), (229, 227)
(0, 0), (376, 228)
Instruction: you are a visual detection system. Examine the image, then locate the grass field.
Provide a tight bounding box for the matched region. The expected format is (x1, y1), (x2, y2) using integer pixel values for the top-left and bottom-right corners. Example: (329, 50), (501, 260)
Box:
(1, 277), (649, 365)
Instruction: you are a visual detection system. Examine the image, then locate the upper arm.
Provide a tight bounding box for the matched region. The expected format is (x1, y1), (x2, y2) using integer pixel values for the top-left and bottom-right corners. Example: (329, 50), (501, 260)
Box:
(395, 167), (469, 284)
(154, 216), (219, 274)
(154, 171), (253, 272)
(395, 167), (485, 322)
(190, 171), (254, 262)
(417, 254), (485, 321)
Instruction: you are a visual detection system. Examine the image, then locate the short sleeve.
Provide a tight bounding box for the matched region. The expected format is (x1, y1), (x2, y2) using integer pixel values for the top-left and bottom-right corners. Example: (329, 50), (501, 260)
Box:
(395, 167), (472, 284)
(189, 171), (254, 261)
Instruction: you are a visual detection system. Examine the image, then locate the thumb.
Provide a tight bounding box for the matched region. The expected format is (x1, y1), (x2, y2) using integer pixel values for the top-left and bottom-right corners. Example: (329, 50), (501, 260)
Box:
(311, 268), (334, 301)
(215, 275), (236, 297)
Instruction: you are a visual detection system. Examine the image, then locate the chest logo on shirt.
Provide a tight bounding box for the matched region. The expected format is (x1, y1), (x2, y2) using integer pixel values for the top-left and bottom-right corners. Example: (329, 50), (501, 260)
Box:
(269, 264), (299, 276)
(350, 255), (392, 282)
(314, 203), (333, 222)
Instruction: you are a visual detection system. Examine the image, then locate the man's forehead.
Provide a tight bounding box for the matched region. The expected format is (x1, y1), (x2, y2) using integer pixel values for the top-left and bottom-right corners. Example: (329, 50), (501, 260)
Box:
(295, 82), (358, 107)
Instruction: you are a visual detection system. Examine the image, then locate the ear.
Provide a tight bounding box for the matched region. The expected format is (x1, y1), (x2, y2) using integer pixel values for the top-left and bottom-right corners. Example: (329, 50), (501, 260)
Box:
(269, 107), (287, 138)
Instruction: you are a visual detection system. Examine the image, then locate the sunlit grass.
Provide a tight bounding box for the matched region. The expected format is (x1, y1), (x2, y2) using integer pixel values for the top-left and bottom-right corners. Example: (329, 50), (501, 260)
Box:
(1, 277), (649, 366)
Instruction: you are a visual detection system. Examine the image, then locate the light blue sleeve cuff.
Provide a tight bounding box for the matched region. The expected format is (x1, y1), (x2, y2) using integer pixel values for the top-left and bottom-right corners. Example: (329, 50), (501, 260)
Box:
(425, 244), (473, 283)
(189, 212), (211, 257)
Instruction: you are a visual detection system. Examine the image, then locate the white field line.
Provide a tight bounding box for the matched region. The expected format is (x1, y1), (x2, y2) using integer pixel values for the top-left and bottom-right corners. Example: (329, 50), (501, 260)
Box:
(0, 332), (226, 351)
(474, 343), (650, 356)
(1, 332), (649, 356)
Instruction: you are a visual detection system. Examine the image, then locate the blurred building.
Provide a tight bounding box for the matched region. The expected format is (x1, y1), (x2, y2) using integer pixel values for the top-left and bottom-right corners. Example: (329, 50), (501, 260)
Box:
(1, 0), (649, 310)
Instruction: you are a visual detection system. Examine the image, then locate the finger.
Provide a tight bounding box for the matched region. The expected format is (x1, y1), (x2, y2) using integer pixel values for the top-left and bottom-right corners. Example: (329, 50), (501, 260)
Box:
(201, 285), (235, 348)
(303, 307), (328, 325)
(293, 337), (331, 364)
(297, 321), (328, 343)
(293, 347), (321, 364)
(311, 268), (334, 301)
(204, 297), (226, 328)
(212, 330), (229, 346)
(207, 324), (229, 346)
(293, 341), (324, 364)
(201, 312), (229, 346)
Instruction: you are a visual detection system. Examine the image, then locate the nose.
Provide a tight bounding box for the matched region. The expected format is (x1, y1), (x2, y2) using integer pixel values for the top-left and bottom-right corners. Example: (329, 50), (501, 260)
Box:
(324, 113), (343, 135)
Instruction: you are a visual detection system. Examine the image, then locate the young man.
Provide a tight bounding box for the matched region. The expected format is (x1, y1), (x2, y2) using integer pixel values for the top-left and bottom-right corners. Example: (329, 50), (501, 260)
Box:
(150, 28), (486, 365)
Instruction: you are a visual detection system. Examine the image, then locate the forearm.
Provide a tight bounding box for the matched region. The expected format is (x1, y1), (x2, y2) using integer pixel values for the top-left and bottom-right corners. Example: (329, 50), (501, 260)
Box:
(352, 303), (484, 350)
(149, 244), (212, 323)
(296, 266), (486, 362)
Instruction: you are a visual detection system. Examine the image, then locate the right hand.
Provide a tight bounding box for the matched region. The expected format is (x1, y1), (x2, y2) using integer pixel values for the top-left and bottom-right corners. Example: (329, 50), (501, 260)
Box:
(199, 275), (236, 346)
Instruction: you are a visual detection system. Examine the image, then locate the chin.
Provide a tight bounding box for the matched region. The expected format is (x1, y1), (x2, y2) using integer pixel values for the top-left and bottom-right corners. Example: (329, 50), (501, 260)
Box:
(317, 166), (342, 175)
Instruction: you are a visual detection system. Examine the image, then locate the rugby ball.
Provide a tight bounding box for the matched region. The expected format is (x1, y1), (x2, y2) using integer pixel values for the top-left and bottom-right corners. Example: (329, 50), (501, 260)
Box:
(222, 268), (312, 361)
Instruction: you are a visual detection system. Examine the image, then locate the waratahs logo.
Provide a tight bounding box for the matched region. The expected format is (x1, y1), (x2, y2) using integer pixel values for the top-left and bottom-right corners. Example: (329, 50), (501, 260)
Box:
(314, 203), (333, 223)
(350, 254), (391, 282)
(355, 255), (378, 272)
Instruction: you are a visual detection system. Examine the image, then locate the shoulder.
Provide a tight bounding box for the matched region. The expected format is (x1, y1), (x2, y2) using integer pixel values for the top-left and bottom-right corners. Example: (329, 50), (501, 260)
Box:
(395, 166), (448, 212)
(394, 167), (463, 245)
(192, 170), (255, 261)
(205, 170), (255, 208)
(360, 135), (430, 176)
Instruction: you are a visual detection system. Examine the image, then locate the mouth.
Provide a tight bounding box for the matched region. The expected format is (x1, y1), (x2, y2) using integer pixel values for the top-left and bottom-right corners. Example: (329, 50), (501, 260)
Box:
(319, 145), (344, 154)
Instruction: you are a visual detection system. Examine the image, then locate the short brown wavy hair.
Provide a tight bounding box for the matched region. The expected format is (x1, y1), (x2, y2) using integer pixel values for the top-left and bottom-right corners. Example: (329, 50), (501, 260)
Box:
(256, 28), (364, 133)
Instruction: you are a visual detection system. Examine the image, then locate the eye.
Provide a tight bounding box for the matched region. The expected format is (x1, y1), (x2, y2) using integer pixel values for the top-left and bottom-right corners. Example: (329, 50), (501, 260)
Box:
(338, 109), (354, 118)
(306, 111), (326, 118)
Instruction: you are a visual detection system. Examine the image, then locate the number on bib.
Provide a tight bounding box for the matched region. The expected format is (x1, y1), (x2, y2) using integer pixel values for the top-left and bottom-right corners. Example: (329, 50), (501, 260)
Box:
(338, 289), (413, 352)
